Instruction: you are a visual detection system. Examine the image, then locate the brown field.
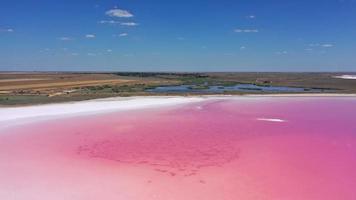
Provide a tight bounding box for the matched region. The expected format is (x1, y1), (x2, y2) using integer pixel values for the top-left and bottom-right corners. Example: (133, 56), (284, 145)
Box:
(0, 73), (134, 91)
(0, 72), (175, 105)
(0, 79), (133, 91)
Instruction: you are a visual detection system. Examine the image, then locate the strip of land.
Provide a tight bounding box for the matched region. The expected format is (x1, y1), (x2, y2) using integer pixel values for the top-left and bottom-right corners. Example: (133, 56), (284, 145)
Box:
(0, 72), (355, 106)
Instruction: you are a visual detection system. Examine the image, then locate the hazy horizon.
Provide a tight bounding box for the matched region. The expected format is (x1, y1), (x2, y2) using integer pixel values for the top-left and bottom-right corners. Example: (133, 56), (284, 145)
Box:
(0, 68), (356, 73)
(1, 69), (356, 73)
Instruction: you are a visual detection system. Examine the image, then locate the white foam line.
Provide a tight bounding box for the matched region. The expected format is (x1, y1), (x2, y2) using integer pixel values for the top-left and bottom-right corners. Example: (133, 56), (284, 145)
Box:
(257, 118), (287, 123)
(0, 96), (204, 123)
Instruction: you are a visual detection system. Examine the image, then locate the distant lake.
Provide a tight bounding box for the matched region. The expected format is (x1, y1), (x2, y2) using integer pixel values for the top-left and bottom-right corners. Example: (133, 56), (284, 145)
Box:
(146, 84), (325, 93)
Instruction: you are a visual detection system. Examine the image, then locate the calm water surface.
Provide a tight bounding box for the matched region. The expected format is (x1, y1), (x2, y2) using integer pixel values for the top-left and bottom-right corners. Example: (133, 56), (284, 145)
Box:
(146, 84), (325, 93)
(0, 97), (355, 200)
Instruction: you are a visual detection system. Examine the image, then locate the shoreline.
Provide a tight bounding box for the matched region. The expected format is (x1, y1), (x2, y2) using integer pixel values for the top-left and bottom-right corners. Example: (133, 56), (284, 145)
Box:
(0, 94), (355, 125)
(0, 96), (204, 124)
(1, 93), (356, 108)
(238, 93), (356, 97)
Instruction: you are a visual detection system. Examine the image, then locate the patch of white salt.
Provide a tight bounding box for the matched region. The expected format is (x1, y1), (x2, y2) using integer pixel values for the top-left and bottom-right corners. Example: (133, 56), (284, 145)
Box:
(333, 75), (356, 80)
(257, 118), (287, 123)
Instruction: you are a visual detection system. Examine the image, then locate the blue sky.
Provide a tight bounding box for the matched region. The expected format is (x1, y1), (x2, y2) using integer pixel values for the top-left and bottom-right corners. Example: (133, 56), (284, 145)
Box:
(0, 0), (355, 72)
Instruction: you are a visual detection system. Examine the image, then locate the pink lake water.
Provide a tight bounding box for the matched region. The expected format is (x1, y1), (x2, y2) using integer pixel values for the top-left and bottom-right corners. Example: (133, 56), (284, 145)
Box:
(0, 97), (356, 200)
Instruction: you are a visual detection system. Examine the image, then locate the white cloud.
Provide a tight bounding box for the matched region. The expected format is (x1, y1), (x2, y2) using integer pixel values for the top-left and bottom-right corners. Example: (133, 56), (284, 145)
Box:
(99, 20), (120, 24)
(85, 34), (96, 38)
(244, 29), (258, 33)
(309, 43), (334, 48)
(234, 29), (259, 33)
(119, 33), (128, 37)
(98, 20), (139, 26)
(113, 33), (129, 37)
(321, 44), (334, 48)
(240, 46), (246, 50)
(120, 22), (139, 26)
(107, 49), (113, 53)
(99, 21), (138, 26)
(58, 37), (73, 41)
(246, 15), (256, 19)
(0, 28), (14, 33)
(106, 9), (134, 18)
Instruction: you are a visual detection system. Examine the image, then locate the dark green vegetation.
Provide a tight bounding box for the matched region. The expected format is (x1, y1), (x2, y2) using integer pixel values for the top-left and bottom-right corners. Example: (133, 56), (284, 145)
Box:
(206, 72), (356, 92)
(114, 72), (356, 94)
(1, 72), (355, 106)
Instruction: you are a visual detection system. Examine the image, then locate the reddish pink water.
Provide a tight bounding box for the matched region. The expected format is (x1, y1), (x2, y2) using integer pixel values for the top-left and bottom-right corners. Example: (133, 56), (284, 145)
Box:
(1, 97), (356, 200)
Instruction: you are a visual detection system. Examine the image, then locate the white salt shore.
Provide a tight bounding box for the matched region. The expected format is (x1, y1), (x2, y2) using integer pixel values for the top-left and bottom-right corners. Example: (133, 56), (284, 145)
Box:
(1, 94), (355, 126)
(257, 118), (287, 123)
(333, 75), (356, 80)
(0, 96), (204, 124)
